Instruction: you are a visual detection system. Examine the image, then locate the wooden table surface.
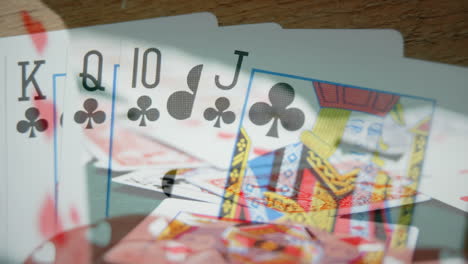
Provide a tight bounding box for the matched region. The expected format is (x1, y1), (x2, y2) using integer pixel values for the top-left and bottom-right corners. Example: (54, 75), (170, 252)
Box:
(1, 0), (467, 66)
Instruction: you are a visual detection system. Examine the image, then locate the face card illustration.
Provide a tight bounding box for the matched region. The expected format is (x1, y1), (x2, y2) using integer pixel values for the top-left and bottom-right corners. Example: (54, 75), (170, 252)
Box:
(219, 69), (435, 226)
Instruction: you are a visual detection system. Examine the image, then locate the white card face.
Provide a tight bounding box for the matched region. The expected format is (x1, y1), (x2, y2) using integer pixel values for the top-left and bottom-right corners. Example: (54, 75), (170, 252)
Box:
(285, 29), (403, 57)
(420, 109), (468, 212)
(91, 24), (406, 170)
(60, 13), (220, 223)
(61, 28), (124, 225)
(223, 26), (403, 59)
(87, 24), (280, 172)
(117, 29), (466, 214)
(88, 124), (207, 172)
(4, 31), (69, 263)
(1, 13), (218, 262)
(113, 29), (406, 170)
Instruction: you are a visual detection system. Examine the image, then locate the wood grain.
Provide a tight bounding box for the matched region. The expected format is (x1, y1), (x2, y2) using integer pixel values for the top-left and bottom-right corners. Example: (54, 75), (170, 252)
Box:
(1, 0), (467, 66)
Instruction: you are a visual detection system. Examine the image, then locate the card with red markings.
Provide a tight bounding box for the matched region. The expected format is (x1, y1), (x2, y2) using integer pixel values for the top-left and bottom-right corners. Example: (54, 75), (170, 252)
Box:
(152, 200), (420, 263)
(3, 6), (468, 263)
(418, 109), (468, 212)
(87, 124), (206, 171)
(185, 148), (430, 218)
(104, 211), (322, 264)
(104, 213), (235, 264)
(3, 29), (72, 261)
(1, 13), (219, 262)
(109, 26), (408, 171)
(2, 12), (418, 262)
(59, 13), (221, 225)
(105, 203), (419, 264)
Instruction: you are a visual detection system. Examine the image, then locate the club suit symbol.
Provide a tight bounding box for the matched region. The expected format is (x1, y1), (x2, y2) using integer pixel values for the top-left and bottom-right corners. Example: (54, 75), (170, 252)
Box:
(17, 107), (48, 138)
(127, 95), (160, 126)
(203, 97), (236, 128)
(249, 82), (305, 138)
(74, 98), (106, 129)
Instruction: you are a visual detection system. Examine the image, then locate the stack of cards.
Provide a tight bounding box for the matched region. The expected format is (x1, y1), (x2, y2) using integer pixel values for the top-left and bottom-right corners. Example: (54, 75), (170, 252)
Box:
(1, 11), (467, 263)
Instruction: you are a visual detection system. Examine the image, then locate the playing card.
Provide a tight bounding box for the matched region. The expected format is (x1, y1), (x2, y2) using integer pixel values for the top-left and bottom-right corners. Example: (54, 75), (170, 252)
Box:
(60, 13), (220, 225)
(219, 21), (404, 63)
(112, 168), (221, 203)
(237, 72), (433, 215)
(0, 13), (218, 262)
(107, 29), (462, 220)
(112, 28), (407, 170)
(61, 13), (221, 230)
(218, 69), (434, 221)
(61, 19), (123, 240)
(185, 155), (430, 217)
(88, 23), (286, 172)
(285, 29), (403, 57)
(90, 26), (405, 225)
(3, 30), (72, 262)
(4, 10), (464, 263)
(90, 17), (281, 171)
(418, 108), (468, 212)
(185, 39), (466, 218)
(1, 15), (410, 263)
(88, 124), (206, 171)
(90, 23), (285, 172)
